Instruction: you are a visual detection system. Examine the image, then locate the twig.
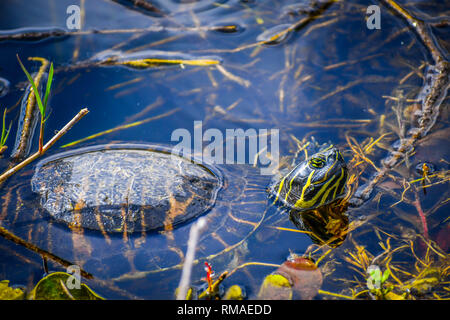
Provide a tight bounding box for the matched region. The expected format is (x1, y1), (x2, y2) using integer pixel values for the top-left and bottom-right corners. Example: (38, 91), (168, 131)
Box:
(0, 25), (241, 42)
(176, 217), (207, 300)
(111, 0), (164, 16)
(318, 289), (354, 300)
(59, 280), (76, 300)
(215, 65), (251, 88)
(0, 108), (89, 184)
(0, 226), (92, 278)
(226, 261), (280, 279)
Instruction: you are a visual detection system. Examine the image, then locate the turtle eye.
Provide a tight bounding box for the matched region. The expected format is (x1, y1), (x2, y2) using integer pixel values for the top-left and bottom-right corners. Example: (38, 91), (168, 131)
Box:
(309, 156), (326, 168)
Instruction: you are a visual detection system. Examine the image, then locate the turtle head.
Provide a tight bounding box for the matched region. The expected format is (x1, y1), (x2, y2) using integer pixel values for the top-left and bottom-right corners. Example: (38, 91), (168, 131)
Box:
(271, 146), (348, 210)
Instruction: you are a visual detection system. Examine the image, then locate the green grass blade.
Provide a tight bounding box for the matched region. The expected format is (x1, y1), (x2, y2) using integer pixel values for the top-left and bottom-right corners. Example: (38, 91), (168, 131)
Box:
(43, 62), (53, 116)
(3, 119), (12, 146)
(1, 108), (6, 145)
(44, 108), (53, 123)
(16, 54), (45, 117)
(1, 108), (12, 146)
(381, 269), (390, 283)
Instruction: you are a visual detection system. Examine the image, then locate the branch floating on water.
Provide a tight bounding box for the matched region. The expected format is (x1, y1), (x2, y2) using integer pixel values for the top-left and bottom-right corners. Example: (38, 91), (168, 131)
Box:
(0, 108), (89, 184)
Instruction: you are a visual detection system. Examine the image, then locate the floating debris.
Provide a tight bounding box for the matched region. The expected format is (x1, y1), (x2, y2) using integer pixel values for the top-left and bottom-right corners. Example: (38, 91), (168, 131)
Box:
(256, 24), (293, 45)
(111, 0), (165, 17)
(0, 27), (67, 42)
(212, 24), (244, 34)
(93, 50), (221, 69)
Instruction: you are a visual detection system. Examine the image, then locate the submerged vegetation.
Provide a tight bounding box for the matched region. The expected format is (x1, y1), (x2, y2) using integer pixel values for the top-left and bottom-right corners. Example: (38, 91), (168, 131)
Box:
(0, 0), (448, 300)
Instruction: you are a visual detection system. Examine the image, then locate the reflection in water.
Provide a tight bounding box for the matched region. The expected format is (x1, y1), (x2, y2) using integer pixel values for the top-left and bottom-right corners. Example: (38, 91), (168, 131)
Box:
(289, 201), (348, 248)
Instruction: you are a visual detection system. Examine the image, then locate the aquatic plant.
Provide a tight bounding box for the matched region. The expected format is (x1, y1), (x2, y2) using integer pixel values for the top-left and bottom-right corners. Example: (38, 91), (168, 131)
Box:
(204, 262), (214, 294)
(366, 265), (392, 299)
(0, 280), (24, 300)
(16, 54), (53, 154)
(0, 108), (12, 155)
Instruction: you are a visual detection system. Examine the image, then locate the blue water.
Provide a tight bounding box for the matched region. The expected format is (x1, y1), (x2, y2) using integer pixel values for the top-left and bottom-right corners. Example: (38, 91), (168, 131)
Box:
(0, 0), (448, 299)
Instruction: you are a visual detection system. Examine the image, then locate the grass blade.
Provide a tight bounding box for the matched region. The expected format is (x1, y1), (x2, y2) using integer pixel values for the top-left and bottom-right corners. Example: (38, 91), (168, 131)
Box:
(1, 108), (6, 145)
(16, 54), (45, 116)
(43, 62), (53, 116)
(1, 108), (6, 144)
(0, 108), (11, 146)
(3, 119), (12, 146)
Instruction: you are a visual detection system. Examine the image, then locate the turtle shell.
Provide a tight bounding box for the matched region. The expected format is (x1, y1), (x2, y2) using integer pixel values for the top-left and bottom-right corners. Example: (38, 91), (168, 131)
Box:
(31, 144), (222, 233)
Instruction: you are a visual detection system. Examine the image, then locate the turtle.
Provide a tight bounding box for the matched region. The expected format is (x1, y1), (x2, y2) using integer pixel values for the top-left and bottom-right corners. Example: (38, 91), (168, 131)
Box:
(29, 142), (348, 234)
(1, 141), (348, 298)
(269, 144), (348, 211)
(268, 142), (350, 248)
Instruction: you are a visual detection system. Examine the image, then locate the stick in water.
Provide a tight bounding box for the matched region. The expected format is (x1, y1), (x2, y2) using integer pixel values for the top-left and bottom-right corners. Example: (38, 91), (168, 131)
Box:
(0, 108), (89, 184)
(176, 217), (207, 300)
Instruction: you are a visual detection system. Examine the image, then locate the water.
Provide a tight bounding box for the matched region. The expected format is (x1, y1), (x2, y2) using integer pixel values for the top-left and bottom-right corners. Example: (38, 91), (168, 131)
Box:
(0, 0), (448, 299)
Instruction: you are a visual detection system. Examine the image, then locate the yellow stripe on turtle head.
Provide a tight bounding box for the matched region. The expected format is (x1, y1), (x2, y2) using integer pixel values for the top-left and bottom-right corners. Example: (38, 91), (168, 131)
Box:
(294, 170), (337, 209)
(273, 176), (287, 204)
(293, 170), (314, 208)
(319, 168), (345, 207)
(332, 168), (346, 200)
(284, 168), (303, 203)
(319, 144), (334, 152)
